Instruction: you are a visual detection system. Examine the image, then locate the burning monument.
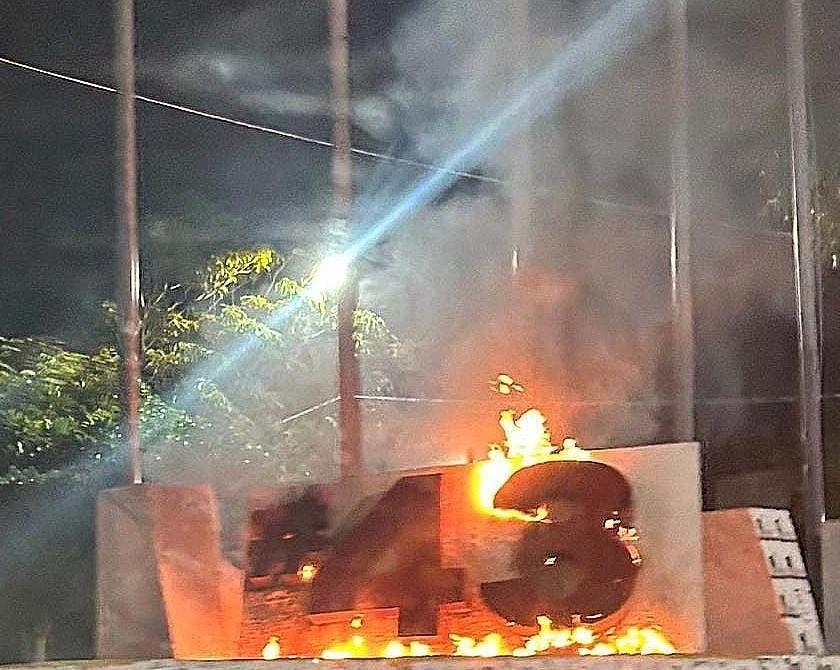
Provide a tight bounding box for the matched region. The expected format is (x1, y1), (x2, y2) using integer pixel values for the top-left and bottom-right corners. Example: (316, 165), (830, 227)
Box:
(96, 375), (820, 660)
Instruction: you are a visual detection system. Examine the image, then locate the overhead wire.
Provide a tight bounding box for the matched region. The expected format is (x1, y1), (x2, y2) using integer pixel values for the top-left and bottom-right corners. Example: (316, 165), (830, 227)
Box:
(7, 53), (796, 240)
(0, 54), (500, 184)
(0, 55), (692, 222)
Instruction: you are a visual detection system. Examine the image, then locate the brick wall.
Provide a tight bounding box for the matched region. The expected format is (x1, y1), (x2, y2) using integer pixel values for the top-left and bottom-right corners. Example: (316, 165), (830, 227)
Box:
(239, 585), (309, 658)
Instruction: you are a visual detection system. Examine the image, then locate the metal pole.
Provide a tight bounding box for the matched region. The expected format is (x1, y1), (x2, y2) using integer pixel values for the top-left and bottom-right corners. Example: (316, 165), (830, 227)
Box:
(785, 0), (825, 608)
(115, 0), (142, 484)
(668, 0), (695, 442)
(509, 0), (532, 286)
(329, 0), (362, 478)
(506, 1), (544, 387)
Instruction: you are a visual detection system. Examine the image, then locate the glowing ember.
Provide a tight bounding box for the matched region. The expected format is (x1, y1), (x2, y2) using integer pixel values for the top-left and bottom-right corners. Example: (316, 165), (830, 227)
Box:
(381, 640), (433, 658)
(262, 614), (675, 659)
(408, 641), (433, 656)
(297, 563), (318, 583)
(321, 634), (370, 660)
(508, 617), (675, 656)
(491, 373), (525, 395)
(577, 625), (676, 656)
(451, 632), (508, 657)
(261, 636), (281, 660)
(382, 641), (407, 658)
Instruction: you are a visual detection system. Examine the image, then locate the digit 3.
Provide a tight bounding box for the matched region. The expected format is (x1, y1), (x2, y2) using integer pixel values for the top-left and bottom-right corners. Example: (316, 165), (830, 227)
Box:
(481, 460), (640, 626)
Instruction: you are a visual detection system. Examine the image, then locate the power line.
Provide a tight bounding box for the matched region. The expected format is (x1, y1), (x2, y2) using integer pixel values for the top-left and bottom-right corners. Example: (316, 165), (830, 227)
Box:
(1, 56), (694, 219)
(278, 391), (840, 429)
(278, 396), (339, 425)
(354, 392), (840, 408)
(0, 55), (500, 184)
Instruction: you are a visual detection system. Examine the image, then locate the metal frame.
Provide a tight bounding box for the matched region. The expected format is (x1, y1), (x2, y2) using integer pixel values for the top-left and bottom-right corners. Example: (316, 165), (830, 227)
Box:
(785, 0), (825, 611)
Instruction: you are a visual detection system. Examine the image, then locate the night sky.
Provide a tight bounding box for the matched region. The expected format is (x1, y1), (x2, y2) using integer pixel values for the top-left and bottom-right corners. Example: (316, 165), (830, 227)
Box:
(0, 0), (418, 346)
(4, 0), (840, 351)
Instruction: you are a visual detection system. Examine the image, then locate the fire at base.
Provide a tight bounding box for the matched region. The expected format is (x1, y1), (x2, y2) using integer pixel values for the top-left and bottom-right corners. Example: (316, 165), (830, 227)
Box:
(302, 613), (675, 660)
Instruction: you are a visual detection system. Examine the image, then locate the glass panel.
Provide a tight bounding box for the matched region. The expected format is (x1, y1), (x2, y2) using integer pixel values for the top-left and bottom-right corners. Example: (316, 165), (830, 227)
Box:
(688, 0), (798, 508)
(136, 1), (339, 492)
(808, 0), (840, 517)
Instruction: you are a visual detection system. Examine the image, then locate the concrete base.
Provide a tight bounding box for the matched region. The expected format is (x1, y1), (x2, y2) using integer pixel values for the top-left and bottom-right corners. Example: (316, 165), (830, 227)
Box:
(96, 485), (243, 660)
(95, 487), (171, 659)
(97, 453), (820, 661)
(703, 508), (823, 656)
(703, 509), (794, 656)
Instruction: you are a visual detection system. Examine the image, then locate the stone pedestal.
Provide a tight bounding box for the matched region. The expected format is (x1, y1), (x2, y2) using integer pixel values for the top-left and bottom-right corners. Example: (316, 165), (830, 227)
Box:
(703, 508), (823, 656)
(96, 485), (243, 660)
(99, 449), (831, 661)
(96, 486), (171, 659)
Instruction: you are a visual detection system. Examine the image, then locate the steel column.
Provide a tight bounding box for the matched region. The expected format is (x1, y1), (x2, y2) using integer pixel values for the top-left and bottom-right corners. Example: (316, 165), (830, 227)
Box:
(329, 0), (362, 478)
(115, 0), (142, 484)
(785, 0), (825, 610)
(668, 0), (696, 442)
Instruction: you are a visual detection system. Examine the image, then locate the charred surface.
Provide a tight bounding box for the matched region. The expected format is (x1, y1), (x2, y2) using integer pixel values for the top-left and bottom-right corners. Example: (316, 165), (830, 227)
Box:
(309, 474), (464, 635)
(246, 489), (330, 582)
(484, 460), (638, 625)
(493, 460), (631, 513)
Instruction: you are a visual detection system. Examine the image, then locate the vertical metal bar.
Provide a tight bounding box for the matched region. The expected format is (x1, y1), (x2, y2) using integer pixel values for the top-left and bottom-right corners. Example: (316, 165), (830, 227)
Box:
(785, 0), (825, 608)
(115, 0), (142, 484)
(329, 0), (362, 478)
(509, 0), (532, 286)
(506, 0), (543, 387)
(668, 0), (696, 442)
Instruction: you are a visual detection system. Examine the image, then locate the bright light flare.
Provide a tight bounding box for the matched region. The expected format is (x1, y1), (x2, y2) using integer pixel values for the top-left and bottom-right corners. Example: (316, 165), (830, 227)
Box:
(305, 253), (350, 296)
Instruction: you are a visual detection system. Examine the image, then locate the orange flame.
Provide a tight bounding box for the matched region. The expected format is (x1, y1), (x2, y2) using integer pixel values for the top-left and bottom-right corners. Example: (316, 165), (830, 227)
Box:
(473, 405), (591, 521)
(261, 636), (281, 660)
(262, 606), (675, 658)
(321, 634), (370, 660)
(297, 563), (318, 583)
(280, 615), (675, 659)
(451, 632), (508, 657)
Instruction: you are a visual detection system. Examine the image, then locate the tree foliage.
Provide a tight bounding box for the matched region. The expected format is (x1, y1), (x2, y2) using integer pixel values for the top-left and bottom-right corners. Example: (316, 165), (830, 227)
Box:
(0, 339), (121, 485)
(0, 247), (401, 489)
